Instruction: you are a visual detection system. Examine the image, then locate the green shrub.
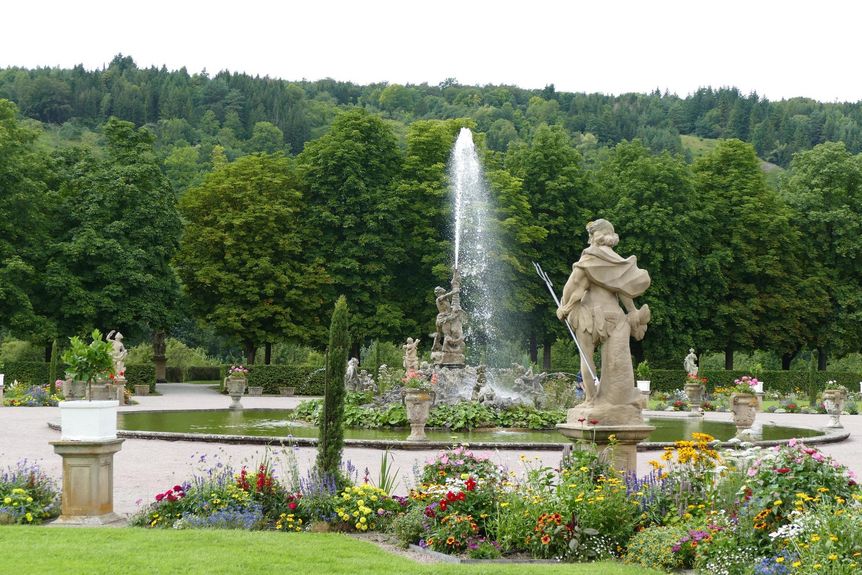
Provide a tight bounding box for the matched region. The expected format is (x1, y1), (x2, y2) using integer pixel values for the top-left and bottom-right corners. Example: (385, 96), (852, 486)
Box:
(624, 524), (690, 571)
(391, 506), (428, 548)
(186, 366), (222, 381)
(0, 362), (51, 386)
(127, 338), (219, 369)
(246, 365), (326, 395)
(0, 340), (43, 363)
(165, 366), (184, 382)
(649, 369), (862, 394)
(125, 364), (156, 392)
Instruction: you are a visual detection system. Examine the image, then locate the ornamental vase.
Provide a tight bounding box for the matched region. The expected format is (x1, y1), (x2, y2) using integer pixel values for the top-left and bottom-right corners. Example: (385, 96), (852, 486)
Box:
(730, 393), (758, 432)
(684, 383), (704, 412)
(822, 389), (847, 429)
(226, 377), (247, 410)
(403, 388), (435, 441)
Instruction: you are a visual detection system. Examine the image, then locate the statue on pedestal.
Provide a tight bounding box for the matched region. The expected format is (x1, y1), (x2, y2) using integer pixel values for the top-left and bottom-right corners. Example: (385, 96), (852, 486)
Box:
(402, 337), (420, 372)
(431, 268), (466, 367)
(556, 219), (651, 426)
(106, 330), (127, 377)
(684, 348), (698, 375)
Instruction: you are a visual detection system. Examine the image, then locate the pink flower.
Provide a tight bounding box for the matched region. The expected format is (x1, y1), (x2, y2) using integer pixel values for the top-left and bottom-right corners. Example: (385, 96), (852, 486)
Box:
(811, 452), (825, 462)
(788, 438), (797, 447)
(747, 468), (758, 477)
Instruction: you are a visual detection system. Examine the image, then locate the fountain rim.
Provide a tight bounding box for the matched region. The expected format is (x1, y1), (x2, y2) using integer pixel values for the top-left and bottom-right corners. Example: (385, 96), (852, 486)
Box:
(47, 408), (849, 452)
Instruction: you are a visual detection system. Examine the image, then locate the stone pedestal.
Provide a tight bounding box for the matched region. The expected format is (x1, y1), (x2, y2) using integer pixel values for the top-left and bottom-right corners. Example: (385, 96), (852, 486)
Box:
(113, 377), (127, 405)
(50, 439), (124, 525)
(639, 390), (651, 410)
(403, 389), (435, 441)
(226, 377), (247, 410)
(556, 423), (654, 475)
(823, 389), (847, 429)
(684, 383), (704, 412)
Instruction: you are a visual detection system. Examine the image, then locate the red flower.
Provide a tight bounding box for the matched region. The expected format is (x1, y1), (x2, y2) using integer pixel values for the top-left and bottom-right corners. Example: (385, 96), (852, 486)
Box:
(465, 477), (477, 491)
(439, 500), (448, 511)
(589, 419), (599, 425)
(775, 467), (791, 474)
(288, 501), (297, 511)
(457, 492), (466, 501)
(155, 493), (165, 502)
(446, 491), (457, 502)
(173, 485), (183, 492)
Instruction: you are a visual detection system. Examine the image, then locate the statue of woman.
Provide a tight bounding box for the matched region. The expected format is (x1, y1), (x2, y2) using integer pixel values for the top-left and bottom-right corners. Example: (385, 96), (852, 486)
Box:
(107, 330), (128, 376)
(684, 348), (698, 375)
(556, 219), (651, 425)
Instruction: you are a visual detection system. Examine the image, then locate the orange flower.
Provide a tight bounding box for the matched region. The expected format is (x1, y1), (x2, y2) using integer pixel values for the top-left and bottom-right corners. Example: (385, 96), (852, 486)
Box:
(541, 535), (551, 545)
(446, 536), (455, 546)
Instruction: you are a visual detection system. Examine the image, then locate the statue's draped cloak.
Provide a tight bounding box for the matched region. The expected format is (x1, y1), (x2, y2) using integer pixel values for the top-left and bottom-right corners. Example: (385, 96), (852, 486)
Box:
(575, 245), (650, 299)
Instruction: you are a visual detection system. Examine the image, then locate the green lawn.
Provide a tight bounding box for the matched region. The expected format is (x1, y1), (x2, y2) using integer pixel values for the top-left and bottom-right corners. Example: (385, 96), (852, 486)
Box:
(0, 527), (663, 575)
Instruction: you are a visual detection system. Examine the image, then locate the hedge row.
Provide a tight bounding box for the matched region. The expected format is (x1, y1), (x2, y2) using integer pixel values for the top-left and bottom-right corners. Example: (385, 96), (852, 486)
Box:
(125, 364), (156, 392)
(245, 365), (325, 395)
(648, 369), (862, 394)
(0, 361), (155, 392)
(0, 361), (51, 386)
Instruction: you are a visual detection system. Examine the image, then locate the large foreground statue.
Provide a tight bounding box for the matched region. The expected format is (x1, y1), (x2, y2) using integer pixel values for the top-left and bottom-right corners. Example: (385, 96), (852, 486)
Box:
(556, 219), (651, 425)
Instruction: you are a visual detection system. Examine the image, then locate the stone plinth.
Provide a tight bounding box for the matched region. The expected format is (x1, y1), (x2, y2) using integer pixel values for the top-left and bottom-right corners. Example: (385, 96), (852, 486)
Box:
(556, 423), (654, 475)
(50, 439), (124, 525)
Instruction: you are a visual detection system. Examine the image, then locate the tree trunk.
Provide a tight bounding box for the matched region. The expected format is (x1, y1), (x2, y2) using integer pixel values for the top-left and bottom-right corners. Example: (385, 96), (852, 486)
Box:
(153, 330), (168, 383)
(542, 336), (552, 371)
(44, 341), (53, 363)
(529, 332), (538, 365)
(631, 340), (644, 366)
(781, 350), (797, 371)
(265, 342), (272, 365)
(350, 342), (361, 363)
(244, 341), (257, 364)
(818, 347), (827, 371)
(724, 347), (734, 370)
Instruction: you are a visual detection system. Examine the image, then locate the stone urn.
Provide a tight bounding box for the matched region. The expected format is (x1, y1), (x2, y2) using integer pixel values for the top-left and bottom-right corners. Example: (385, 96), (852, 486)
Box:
(226, 377), (247, 410)
(87, 383), (114, 401)
(731, 393), (758, 433)
(133, 384), (150, 396)
(279, 386), (296, 396)
(248, 386), (264, 396)
(403, 388), (435, 441)
(823, 389), (847, 429)
(684, 383), (704, 413)
(63, 379), (87, 400)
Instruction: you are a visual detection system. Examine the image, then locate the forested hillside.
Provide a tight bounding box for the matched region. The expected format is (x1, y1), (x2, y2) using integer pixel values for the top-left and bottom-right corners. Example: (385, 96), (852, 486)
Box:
(2, 54), (862, 170)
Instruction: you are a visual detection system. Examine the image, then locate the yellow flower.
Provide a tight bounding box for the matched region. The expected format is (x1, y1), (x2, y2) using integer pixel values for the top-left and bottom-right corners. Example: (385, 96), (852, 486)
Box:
(793, 561), (801, 568)
(818, 487), (830, 493)
(776, 557), (784, 563)
(774, 500), (782, 506)
(828, 554), (838, 561)
(2, 498), (9, 505)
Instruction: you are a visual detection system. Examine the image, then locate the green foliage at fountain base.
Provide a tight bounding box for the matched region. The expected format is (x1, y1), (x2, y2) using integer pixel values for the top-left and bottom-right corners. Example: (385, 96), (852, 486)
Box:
(293, 393), (566, 431)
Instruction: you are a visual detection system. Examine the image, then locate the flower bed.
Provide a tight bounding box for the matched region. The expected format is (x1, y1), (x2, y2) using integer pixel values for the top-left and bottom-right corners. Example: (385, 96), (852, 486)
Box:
(0, 461), (60, 524)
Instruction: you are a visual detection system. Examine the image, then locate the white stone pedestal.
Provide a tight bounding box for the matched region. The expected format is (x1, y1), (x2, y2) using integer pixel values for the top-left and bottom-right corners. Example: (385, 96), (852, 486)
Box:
(50, 439), (124, 525)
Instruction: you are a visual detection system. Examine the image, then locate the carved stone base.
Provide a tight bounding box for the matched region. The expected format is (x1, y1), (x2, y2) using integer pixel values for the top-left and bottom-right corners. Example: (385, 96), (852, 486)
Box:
(440, 352), (465, 367)
(50, 439), (124, 524)
(556, 424), (654, 475)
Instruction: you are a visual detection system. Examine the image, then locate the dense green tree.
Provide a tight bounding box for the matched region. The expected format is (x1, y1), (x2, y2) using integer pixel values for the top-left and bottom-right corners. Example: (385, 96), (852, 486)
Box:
(0, 100), (52, 340)
(693, 140), (804, 368)
(175, 153), (326, 361)
(42, 118), (182, 342)
(780, 142), (862, 367)
(298, 108), (404, 351)
(316, 295), (349, 481)
(505, 124), (593, 366)
(598, 140), (707, 364)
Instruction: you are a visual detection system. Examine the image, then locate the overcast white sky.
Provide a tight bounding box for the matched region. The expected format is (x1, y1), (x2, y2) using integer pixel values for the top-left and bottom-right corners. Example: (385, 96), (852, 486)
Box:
(3, 0), (860, 102)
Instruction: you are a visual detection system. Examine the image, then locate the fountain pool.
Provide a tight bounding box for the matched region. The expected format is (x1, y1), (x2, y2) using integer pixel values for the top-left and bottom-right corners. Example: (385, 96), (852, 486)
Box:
(116, 409), (831, 450)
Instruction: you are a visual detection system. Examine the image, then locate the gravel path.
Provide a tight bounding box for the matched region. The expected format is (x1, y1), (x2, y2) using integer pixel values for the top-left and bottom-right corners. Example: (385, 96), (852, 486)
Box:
(1, 383), (860, 518)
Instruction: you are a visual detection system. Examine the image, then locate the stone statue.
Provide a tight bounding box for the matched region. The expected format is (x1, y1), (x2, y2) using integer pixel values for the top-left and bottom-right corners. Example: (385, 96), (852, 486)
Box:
(357, 369), (376, 394)
(684, 348), (698, 375)
(402, 337), (420, 371)
(431, 268), (466, 366)
(106, 330), (127, 377)
(556, 219), (651, 425)
(344, 357), (360, 391)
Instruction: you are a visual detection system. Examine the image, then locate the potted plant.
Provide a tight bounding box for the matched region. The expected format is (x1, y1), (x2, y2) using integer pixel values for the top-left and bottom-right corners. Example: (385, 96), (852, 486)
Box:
(225, 364), (249, 410)
(279, 386), (296, 396)
(729, 375), (760, 432)
(822, 380), (847, 428)
(58, 329), (119, 441)
(635, 360), (651, 392)
(401, 370), (435, 441)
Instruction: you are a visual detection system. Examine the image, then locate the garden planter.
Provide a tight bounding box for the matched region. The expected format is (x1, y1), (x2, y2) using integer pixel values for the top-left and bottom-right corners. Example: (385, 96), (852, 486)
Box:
(134, 384), (150, 396)
(731, 393), (758, 433)
(403, 388), (435, 441)
(248, 386), (263, 396)
(87, 383), (113, 401)
(636, 380), (651, 410)
(684, 383), (704, 412)
(823, 389), (847, 429)
(226, 377), (247, 410)
(63, 379), (87, 400)
(279, 386), (296, 396)
(58, 400), (119, 441)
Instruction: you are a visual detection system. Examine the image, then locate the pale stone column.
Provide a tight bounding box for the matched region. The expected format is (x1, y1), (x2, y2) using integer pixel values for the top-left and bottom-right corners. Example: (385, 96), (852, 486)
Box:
(50, 439), (125, 525)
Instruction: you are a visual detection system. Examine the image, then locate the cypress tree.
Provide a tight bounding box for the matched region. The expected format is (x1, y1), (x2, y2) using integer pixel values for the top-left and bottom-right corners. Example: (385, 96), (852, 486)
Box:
(316, 296), (350, 480)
